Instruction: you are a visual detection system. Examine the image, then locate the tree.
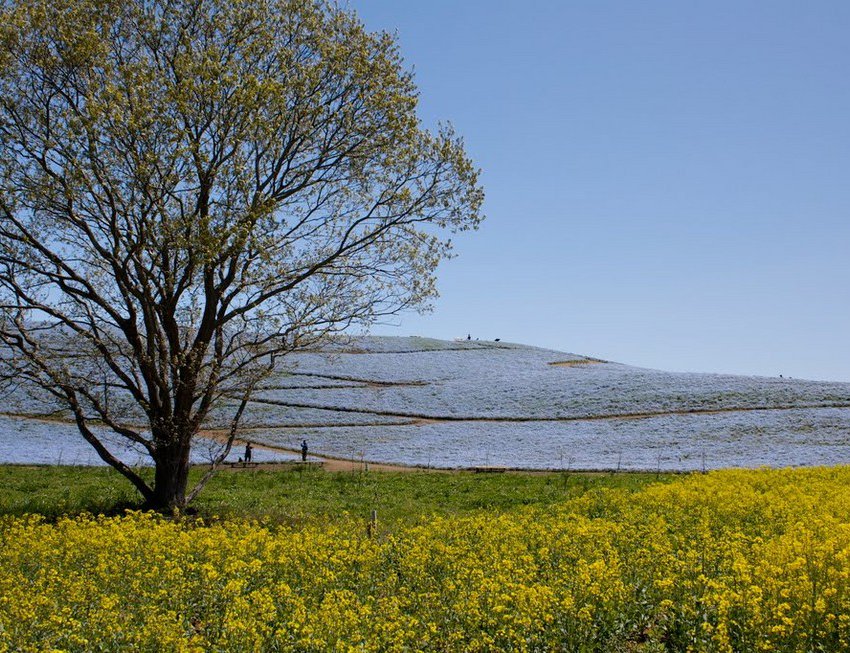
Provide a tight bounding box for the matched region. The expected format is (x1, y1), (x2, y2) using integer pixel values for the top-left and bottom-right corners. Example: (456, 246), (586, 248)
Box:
(0, 0), (483, 509)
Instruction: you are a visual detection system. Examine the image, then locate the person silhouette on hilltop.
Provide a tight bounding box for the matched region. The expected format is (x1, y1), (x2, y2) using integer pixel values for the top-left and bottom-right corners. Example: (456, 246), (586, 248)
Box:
(244, 442), (253, 463)
(301, 439), (308, 462)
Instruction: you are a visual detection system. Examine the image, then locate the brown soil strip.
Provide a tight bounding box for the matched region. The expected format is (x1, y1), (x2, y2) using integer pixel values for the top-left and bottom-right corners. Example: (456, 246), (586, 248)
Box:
(197, 430), (431, 473)
(8, 401), (850, 434)
(0, 412), (416, 432)
(290, 372), (428, 387)
(202, 418), (417, 434)
(548, 359), (605, 367)
(237, 420), (417, 429)
(0, 411), (71, 424)
(408, 417), (440, 426)
(240, 397), (850, 424)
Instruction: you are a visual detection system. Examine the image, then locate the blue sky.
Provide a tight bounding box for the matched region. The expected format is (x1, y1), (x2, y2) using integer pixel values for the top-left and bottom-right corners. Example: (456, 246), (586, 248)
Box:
(355, 1), (850, 382)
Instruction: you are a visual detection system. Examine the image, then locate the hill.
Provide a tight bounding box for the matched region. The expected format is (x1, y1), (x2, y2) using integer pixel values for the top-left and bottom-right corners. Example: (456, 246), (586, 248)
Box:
(3, 336), (850, 470)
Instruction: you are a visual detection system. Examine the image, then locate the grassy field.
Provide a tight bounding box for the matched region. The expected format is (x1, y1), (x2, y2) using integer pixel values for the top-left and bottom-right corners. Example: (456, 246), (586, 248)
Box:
(0, 464), (668, 523)
(4, 465), (850, 651)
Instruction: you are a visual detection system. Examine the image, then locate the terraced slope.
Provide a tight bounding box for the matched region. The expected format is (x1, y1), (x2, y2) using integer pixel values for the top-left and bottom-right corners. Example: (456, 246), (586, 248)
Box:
(3, 336), (850, 469)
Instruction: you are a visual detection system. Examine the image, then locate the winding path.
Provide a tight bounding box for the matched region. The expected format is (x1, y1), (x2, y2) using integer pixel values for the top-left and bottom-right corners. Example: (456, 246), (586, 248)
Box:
(238, 395), (850, 426)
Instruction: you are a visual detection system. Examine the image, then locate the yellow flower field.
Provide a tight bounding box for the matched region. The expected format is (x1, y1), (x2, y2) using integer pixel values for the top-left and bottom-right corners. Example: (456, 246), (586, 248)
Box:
(2, 467), (850, 652)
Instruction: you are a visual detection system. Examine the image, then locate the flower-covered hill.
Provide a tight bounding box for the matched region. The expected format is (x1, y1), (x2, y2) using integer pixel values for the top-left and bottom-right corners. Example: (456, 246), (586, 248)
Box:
(3, 336), (850, 470)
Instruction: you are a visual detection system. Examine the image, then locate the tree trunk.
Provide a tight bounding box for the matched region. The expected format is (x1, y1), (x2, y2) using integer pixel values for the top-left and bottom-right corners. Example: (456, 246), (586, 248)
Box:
(149, 435), (193, 511)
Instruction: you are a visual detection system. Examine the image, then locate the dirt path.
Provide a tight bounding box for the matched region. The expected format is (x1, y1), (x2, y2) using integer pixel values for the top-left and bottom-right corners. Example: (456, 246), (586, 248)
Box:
(239, 457), (431, 473)
(7, 401), (850, 474)
(8, 400), (850, 433)
(197, 429), (435, 473)
(228, 398), (850, 425)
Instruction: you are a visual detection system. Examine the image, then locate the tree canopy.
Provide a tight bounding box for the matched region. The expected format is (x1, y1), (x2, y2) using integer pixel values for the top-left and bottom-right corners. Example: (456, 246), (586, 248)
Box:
(0, 0), (483, 508)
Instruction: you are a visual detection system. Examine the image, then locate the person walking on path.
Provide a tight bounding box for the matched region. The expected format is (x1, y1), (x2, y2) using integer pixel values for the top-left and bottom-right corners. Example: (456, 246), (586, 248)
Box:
(244, 442), (253, 463)
(301, 439), (308, 462)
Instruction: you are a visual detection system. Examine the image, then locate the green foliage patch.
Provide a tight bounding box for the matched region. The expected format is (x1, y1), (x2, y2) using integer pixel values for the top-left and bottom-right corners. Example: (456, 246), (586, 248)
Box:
(0, 465), (671, 524)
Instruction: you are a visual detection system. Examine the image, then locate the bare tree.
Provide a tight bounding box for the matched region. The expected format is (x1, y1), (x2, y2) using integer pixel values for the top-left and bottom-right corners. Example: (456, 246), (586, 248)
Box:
(0, 0), (483, 509)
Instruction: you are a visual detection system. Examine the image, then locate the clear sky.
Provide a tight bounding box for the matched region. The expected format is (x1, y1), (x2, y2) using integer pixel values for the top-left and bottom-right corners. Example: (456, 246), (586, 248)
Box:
(354, 1), (850, 382)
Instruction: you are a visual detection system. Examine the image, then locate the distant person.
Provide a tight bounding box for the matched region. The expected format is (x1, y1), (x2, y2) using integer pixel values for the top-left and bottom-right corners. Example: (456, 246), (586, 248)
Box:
(244, 442), (253, 463)
(301, 439), (308, 462)
(467, 334), (471, 340)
